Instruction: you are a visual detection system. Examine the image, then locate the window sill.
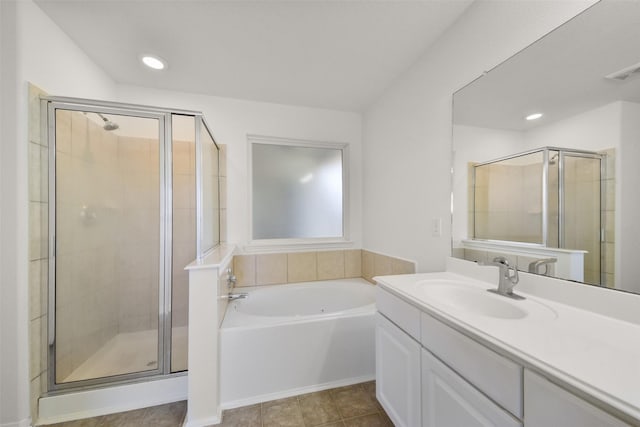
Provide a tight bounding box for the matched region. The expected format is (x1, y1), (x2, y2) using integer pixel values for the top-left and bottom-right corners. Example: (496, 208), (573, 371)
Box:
(243, 238), (355, 253)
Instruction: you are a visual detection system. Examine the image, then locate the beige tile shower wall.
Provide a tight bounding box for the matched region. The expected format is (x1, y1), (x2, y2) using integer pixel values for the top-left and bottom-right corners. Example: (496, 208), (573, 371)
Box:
(116, 134), (160, 334)
(232, 249), (414, 287)
(520, 163), (543, 243)
(474, 162), (543, 244)
(28, 84), (48, 421)
(172, 139), (196, 329)
(564, 156), (602, 285)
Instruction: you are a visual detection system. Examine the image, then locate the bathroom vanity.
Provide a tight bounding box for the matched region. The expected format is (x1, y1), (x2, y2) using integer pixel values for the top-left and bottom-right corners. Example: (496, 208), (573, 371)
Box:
(374, 258), (640, 427)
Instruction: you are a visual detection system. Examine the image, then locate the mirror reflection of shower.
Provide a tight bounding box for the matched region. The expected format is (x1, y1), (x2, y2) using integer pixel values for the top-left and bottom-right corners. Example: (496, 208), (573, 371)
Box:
(96, 112), (119, 131)
(471, 146), (609, 286)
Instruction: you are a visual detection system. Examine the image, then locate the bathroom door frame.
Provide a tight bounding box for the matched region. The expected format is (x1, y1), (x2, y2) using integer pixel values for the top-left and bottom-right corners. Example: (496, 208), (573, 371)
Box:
(44, 98), (177, 392)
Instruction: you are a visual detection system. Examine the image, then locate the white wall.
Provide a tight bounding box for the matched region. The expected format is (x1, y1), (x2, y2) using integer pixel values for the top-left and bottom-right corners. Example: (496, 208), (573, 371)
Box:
(452, 125), (525, 244)
(362, 0), (597, 272)
(115, 85), (363, 250)
(1, 2), (25, 425)
(524, 102), (622, 151)
(1, 0), (116, 425)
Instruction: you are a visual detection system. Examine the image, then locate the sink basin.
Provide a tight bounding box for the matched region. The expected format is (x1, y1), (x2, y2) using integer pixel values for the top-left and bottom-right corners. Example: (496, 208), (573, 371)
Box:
(411, 279), (557, 320)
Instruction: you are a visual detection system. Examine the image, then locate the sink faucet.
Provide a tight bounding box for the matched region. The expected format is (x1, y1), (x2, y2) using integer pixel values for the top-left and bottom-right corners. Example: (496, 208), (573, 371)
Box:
(478, 256), (524, 300)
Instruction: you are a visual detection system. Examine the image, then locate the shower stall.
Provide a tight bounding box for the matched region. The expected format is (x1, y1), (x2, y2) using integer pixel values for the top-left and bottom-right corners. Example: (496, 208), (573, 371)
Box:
(471, 147), (607, 285)
(44, 97), (220, 391)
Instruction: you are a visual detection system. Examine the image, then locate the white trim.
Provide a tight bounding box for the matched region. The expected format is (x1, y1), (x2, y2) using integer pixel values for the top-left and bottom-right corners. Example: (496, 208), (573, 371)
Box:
(247, 134), (350, 246)
(221, 374), (374, 410)
(182, 412), (222, 427)
(37, 375), (187, 425)
(243, 238), (355, 253)
(0, 419), (31, 427)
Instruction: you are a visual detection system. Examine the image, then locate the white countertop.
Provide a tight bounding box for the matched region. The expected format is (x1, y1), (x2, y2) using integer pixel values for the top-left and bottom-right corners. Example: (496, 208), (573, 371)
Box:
(374, 271), (640, 423)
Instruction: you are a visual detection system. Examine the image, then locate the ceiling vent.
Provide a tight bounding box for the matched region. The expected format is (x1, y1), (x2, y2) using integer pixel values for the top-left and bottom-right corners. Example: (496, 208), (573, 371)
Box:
(605, 61), (640, 81)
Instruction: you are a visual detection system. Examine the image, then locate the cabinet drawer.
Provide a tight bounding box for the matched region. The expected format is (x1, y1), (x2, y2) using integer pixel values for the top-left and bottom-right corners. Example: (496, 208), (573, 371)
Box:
(525, 370), (630, 427)
(422, 349), (522, 427)
(376, 286), (421, 340)
(421, 313), (523, 417)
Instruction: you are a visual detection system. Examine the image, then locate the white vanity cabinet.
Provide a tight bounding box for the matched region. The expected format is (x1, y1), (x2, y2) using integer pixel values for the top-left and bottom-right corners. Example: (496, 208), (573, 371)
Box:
(375, 313), (421, 427)
(375, 286), (422, 427)
(524, 370), (629, 427)
(375, 284), (632, 427)
(422, 349), (521, 427)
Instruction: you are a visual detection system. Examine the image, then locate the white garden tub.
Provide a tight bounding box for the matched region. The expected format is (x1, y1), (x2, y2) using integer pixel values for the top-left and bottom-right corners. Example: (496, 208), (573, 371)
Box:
(220, 278), (376, 408)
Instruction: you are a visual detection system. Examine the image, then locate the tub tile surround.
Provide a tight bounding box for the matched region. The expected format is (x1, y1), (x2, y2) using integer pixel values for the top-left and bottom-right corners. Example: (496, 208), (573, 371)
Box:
(375, 256), (640, 424)
(233, 249), (415, 287)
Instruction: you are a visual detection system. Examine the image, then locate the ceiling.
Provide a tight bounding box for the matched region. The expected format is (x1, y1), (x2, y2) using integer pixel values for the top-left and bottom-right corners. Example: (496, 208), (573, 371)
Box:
(34, 0), (473, 112)
(453, 0), (640, 131)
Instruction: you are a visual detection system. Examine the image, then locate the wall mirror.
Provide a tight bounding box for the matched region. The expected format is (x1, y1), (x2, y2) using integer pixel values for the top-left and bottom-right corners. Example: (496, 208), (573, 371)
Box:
(451, 0), (640, 294)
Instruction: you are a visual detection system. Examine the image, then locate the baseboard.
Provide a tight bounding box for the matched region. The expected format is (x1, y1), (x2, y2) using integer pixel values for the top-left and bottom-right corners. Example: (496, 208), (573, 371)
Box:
(0, 418), (31, 427)
(220, 374), (375, 410)
(37, 375), (187, 425)
(182, 412), (222, 427)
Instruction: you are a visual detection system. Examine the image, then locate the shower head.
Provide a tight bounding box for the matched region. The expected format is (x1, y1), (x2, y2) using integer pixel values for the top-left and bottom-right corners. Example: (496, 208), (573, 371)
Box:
(96, 112), (119, 131)
(549, 153), (559, 165)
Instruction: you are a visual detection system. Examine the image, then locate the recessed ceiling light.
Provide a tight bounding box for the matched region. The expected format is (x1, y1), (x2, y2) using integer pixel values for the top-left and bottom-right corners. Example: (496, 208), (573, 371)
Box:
(141, 55), (167, 70)
(525, 113), (543, 121)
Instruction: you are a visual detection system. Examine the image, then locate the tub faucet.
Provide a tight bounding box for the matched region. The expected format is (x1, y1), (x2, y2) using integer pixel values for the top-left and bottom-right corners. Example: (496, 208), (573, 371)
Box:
(222, 292), (248, 301)
(227, 267), (237, 290)
(477, 256), (524, 300)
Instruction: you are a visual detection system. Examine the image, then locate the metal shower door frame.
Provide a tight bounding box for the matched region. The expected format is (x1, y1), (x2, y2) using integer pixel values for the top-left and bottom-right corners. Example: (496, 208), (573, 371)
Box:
(558, 150), (606, 285)
(44, 98), (175, 392)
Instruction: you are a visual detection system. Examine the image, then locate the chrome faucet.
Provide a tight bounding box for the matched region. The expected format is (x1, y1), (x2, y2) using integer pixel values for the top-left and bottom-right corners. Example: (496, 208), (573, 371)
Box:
(478, 256), (524, 300)
(528, 258), (556, 276)
(227, 267), (237, 290)
(224, 292), (248, 301)
(222, 268), (246, 300)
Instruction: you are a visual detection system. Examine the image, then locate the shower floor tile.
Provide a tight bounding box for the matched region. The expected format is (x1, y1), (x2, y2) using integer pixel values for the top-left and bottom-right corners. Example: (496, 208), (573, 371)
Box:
(41, 381), (392, 427)
(62, 326), (188, 383)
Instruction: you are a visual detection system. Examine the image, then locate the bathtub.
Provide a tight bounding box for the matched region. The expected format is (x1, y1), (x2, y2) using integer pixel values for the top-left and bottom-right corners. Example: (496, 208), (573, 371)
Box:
(220, 278), (376, 408)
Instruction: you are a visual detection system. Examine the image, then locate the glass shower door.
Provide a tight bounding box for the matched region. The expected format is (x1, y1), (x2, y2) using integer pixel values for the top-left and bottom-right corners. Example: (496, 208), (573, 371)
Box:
(52, 106), (165, 385)
(561, 153), (602, 285)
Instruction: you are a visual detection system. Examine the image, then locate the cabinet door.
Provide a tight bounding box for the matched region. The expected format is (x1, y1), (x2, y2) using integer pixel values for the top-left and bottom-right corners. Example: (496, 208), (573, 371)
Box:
(524, 370), (630, 427)
(376, 313), (421, 427)
(422, 349), (522, 427)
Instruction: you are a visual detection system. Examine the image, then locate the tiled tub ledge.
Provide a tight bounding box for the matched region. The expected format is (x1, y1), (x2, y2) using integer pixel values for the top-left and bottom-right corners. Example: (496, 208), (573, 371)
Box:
(232, 249), (416, 287)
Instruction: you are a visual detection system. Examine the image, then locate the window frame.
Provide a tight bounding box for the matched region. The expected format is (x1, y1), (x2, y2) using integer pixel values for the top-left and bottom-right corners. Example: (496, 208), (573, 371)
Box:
(247, 134), (351, 252)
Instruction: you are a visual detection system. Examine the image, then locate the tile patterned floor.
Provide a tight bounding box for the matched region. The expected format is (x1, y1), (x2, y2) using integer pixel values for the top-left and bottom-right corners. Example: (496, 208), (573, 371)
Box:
(43, 381), (392, 427)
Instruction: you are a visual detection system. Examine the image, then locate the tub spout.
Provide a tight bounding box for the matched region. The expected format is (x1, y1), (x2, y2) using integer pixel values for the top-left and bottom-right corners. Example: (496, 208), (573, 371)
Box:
(222, 292), (248, 301)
